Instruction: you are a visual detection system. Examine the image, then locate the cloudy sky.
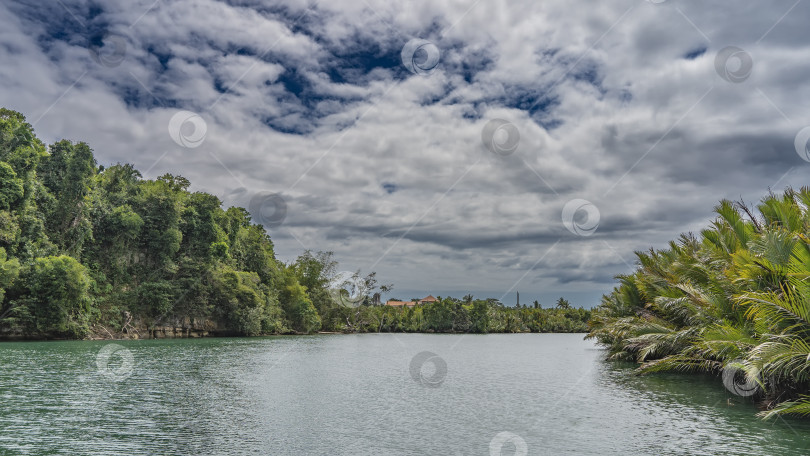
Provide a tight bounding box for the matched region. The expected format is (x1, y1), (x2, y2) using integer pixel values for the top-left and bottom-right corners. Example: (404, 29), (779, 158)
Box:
(2, 0), (809, 307)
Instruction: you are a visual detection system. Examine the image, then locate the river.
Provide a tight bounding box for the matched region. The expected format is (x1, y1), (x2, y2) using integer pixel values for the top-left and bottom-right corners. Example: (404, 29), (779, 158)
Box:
(1, 333), (809, 455)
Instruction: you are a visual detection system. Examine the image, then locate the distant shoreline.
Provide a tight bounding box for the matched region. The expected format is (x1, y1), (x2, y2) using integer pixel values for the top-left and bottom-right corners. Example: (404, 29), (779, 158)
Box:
(0, 329), (590, 342)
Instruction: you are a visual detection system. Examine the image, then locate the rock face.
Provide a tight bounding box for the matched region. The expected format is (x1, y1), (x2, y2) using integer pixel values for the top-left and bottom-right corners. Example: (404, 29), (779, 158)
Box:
(149, 326), (209, 338)
(0, 317), (228, 341)
(147, 318), (220, 339)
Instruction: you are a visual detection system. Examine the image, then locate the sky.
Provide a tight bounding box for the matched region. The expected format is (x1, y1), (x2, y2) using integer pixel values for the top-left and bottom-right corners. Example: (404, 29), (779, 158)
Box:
(1, 0), (810, 308)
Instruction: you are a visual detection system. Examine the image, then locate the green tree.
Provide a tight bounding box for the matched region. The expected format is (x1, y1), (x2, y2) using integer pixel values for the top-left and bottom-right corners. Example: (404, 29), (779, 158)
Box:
(424, 298), (454, 332)
(279, 267), (321, 333)
(21, 255), (93, 338)
(0, 248), (20, 322)
(39, 140), (96, 256)
(0, 162), (23, 210)
(470, 300), (490, 333)
(211, 267), (279, 336)
(133, 177), (184, 274)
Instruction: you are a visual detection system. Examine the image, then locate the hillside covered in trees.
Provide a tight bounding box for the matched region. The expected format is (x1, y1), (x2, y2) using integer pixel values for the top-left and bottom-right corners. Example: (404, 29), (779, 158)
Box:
(0, 108), (588, 339)
(587, 188), (810, 418)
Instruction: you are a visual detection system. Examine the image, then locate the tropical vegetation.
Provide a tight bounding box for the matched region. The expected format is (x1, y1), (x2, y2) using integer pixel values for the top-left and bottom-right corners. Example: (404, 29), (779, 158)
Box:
(326, 292), (590, 334)
(587, 188), (810, 419)
(0, 108), (588, 340)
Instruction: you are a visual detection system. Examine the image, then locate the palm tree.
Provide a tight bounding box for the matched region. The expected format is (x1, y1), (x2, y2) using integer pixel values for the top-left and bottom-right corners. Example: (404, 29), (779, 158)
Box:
(587, 187), (810, 419)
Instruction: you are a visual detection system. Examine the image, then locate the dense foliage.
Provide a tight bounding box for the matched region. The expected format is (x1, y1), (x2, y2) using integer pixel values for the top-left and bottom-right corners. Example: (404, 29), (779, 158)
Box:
(0, 108), (302, 338)
(0, 108), (588, 339)
(587, 188), (810, 419)
(322, 295), (590, 334)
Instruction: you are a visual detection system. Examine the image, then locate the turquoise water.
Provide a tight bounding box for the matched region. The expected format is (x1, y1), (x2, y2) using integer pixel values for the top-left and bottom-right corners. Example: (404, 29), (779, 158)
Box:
(1, 333), (809, 455)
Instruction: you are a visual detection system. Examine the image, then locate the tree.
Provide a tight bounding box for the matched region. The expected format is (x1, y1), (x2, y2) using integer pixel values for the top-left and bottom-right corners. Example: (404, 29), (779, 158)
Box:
(0, 248), (20, 326)
(556, 297), (571, 309)
(211, 267), (278, 336)
(39, 140), (97, 256)
(279, 267), (321, 334)
(0, 162), (23, 210)
(133, 178), (183, 274)
(470, 299), (489, 333)
(180, 192), (226, 260)
(423, 298), (454, 332)
(227, 209), (280, 286)
(21, 255), (93, 338)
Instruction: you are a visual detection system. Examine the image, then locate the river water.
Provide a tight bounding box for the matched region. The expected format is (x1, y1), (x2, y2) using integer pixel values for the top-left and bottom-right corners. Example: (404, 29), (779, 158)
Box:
(1, 333), (809, 455)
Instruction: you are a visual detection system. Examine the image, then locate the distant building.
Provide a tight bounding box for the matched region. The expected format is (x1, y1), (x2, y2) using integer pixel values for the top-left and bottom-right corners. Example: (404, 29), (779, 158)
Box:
(418, 295), (438, 304)
(385, 295), (438, 307)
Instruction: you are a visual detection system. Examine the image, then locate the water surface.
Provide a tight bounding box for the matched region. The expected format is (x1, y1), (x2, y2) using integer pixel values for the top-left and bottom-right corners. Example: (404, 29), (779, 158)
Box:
(1, 334), (809, 455)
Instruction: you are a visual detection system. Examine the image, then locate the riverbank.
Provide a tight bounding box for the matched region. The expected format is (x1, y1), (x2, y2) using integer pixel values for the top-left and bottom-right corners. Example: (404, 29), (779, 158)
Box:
(0, 320), (590, 341)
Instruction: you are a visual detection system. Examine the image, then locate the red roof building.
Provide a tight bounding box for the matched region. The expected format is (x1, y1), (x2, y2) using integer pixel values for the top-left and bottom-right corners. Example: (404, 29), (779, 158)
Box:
(385, 295), (438, 307)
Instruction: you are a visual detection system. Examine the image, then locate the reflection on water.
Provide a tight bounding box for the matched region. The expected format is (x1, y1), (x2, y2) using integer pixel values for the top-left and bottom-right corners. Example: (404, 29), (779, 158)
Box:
(0, 334), (809, 455)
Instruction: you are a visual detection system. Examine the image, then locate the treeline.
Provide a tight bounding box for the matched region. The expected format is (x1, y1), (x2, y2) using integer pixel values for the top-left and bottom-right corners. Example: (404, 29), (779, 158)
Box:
(0, 108), (588, 339)
(587, 187), (810, 419)
(322, 297), (591, 333)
